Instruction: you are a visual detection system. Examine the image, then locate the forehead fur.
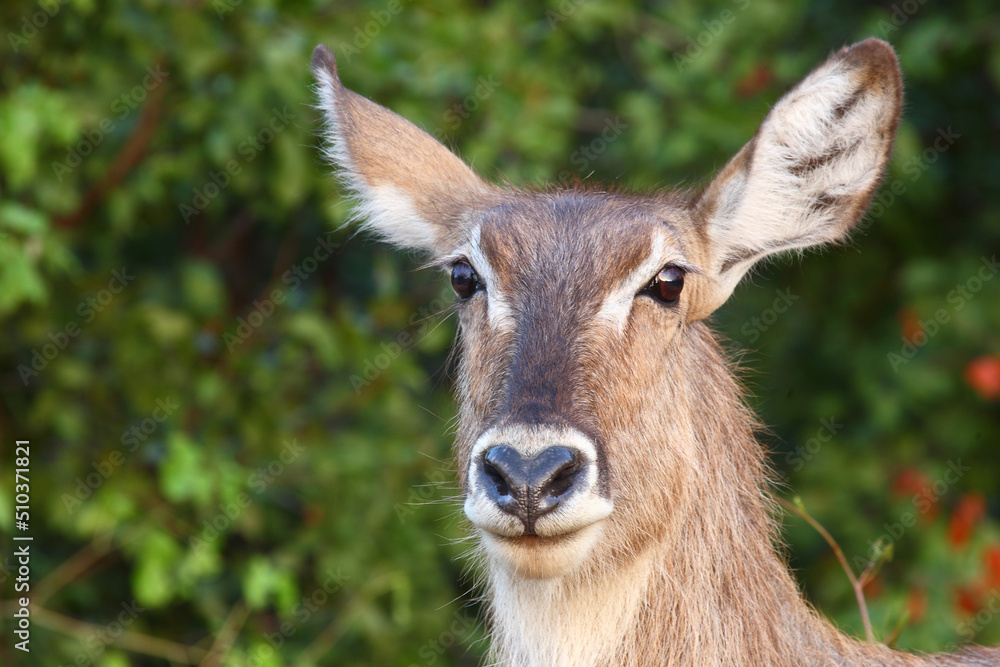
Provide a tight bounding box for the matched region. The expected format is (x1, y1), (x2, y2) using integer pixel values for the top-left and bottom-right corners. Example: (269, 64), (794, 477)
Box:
(473, 189), (698, 298)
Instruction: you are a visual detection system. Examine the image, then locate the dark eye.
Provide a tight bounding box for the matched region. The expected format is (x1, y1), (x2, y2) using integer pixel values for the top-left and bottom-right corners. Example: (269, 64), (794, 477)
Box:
(451, 261), (480, 300)
(646, 266), (685, 305)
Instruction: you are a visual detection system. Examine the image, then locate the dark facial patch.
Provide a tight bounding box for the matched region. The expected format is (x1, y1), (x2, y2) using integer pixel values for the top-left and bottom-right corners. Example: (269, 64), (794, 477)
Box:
(472, 191), (687, 431)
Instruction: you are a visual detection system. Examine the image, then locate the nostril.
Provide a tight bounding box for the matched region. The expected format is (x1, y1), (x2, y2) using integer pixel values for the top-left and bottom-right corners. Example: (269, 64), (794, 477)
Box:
(535, 450), (581, 514)
(483, 459), (511, 497)
(482, 445), (526, 508)
(544, 461), (581, 499)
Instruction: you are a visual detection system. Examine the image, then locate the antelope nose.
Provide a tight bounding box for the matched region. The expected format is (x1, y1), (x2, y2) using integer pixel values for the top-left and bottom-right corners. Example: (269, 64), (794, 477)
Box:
(480, 445), (582, 532)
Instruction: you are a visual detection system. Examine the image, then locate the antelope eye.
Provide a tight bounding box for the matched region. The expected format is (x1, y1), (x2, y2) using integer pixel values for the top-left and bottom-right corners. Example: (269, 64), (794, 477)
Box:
(647, 266), (685, 305)
(451, 261), (480, 300)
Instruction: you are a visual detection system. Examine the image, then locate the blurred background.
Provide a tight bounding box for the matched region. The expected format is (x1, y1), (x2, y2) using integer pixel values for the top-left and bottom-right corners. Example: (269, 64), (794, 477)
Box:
(1, 0), (999, 664)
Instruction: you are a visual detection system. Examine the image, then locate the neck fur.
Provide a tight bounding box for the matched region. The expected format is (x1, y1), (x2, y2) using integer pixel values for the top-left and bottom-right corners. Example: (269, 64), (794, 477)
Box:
(482, 325), (987, 667)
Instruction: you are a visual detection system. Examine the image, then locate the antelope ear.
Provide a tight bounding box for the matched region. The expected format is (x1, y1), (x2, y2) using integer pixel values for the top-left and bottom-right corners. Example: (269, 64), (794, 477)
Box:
(311, 45), (498, 255)
(691, 38), (903, 320)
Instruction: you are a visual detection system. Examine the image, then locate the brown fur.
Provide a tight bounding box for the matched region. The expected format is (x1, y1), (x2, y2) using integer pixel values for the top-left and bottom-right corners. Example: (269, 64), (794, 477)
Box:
(313, 39), (999, 666)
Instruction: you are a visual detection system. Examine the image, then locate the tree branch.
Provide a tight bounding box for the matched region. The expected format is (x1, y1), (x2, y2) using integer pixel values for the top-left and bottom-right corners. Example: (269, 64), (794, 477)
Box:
(56, 58), (168, 230)
(295, 573), (397, 665)
(33, 533), (117, 605)
(199, 601), (249, 667)
(778, 496), (874, 642)
(32, 606), (207, 664)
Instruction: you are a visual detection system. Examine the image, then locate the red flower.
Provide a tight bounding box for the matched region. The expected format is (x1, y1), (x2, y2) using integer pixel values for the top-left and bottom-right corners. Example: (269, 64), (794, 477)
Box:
(892, 468), (931, 498)
(965, 355), (1000, 400)
(303, 504), (325, 527)
(736, 64), (773, 99)
(862, 572), (884, 599)
(955, 585), (982, 615)
(906, 588), (927, 624)
(948, 493), (986, 549)
(897, 307), (924, 346)
(984, 544), (1000, 588)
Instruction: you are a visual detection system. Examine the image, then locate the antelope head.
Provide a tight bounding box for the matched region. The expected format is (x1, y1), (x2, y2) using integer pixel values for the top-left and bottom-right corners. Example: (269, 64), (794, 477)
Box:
(312, 40), (902, 582)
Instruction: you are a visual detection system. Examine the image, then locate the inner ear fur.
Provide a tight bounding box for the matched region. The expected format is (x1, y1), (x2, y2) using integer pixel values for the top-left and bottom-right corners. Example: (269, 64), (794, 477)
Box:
(312, 45), (500, 256)
(689, 38), (903, 320)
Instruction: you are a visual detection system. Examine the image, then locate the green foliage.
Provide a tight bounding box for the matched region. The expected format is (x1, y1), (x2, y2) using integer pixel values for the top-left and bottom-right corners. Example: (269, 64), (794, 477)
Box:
(1, 0), (998, 664)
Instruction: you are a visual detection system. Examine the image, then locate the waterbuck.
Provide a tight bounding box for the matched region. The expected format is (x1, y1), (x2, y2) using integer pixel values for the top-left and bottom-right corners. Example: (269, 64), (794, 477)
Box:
(312, 39), (999, 666)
